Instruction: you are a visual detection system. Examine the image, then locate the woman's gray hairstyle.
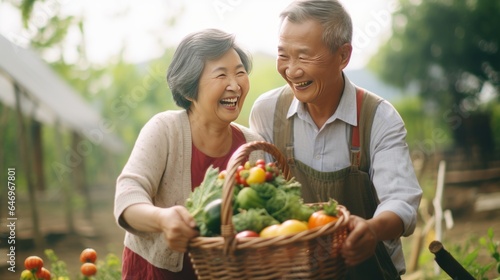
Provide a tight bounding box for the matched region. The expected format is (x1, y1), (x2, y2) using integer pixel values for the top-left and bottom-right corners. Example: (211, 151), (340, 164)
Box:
(280, 0), (353, 53)
(167, 28), (252, 110)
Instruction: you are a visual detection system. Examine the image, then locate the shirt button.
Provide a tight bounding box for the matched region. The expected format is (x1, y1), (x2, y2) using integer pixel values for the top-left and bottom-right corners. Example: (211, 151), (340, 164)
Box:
(315, 155), (321, 160)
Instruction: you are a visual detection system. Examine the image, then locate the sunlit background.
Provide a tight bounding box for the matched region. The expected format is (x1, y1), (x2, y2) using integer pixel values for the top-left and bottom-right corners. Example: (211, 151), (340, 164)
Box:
(0, 0), (394, 68)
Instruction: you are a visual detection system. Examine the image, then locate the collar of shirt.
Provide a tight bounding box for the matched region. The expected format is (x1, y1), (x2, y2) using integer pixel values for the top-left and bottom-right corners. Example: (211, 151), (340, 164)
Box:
(286, 75), (358, 129)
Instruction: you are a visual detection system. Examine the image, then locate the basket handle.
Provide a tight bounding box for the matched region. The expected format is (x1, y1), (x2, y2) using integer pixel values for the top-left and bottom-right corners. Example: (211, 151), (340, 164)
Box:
(220, 141), (291, 252)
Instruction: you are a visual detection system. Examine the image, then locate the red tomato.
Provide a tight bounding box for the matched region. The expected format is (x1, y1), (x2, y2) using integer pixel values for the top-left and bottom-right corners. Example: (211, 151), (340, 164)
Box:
(235, 230), (260, 238)
(255, 159), (266, 166)
(237, 168), (250, 186)
(24, 256), (43, 272)
(80, 248), (97, 263)
(36, 267), (51, 280)
(265, 171), (274, 181)
(256, 163), (266, 170)
(81, 262), (97, 276)
(308, 210), (339, 229)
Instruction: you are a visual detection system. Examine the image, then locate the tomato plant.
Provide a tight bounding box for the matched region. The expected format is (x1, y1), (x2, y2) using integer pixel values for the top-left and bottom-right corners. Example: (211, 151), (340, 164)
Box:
(80, 248), (98, 263)
(81, 262), (97, 277)
(278, 219), (309, 235)
(24, 256), (43, 273)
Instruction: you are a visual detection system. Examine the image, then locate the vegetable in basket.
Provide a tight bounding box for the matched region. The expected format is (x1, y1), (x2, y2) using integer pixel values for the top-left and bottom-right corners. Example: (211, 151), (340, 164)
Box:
(185, 166), (223, 237)
(308, 198), (339, 229)
(233, 208), (280, 233)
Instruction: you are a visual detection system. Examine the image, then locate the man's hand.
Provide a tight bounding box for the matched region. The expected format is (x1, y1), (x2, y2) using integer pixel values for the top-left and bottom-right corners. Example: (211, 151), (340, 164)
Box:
(341, 215), (378, 266)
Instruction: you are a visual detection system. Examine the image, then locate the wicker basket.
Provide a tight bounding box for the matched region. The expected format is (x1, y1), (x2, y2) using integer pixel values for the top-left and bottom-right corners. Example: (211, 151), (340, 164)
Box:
(188, 141), (350, 280)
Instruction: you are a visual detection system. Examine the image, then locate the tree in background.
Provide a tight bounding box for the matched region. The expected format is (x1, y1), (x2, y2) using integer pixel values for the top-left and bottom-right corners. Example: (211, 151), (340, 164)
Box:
(370, 0), (500, 165)
(2, 0), (181, 244)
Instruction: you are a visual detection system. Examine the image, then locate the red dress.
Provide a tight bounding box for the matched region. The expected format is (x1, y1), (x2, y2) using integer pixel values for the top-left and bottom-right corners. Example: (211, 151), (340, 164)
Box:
(122, 125), (246, 280)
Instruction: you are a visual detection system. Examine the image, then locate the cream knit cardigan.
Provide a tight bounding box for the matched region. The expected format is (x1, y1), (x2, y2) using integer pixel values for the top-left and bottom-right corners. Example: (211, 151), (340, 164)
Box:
(114, 110), (264, 271)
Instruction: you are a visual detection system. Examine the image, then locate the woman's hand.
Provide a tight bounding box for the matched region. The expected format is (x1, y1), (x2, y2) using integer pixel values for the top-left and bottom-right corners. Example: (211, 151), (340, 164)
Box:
(341, 215), (378, 266)
(157, 205), (199, 252)
(122, 203), (199, 253)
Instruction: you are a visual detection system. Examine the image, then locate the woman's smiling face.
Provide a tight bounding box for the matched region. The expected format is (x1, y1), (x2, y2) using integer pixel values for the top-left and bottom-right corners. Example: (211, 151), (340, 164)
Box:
(193, 48), (249, 124)
(277, 19), (349, 105)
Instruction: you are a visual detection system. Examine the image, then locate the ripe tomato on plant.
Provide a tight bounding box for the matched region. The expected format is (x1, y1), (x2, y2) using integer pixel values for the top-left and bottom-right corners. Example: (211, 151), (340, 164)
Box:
(36, 267), (51, 280)
(80, 248), (97, 263)
(24, 256), (43, 273)
(81, 262), (97, 277)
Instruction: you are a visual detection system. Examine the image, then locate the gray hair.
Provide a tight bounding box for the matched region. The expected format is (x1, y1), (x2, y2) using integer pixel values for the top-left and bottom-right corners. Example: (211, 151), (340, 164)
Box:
(167, 28), (252, 110)
(280, 0), (353, 52)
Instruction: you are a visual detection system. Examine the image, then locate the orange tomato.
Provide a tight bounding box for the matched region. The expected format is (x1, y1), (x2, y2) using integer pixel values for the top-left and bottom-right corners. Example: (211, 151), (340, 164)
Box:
(80, 248), (98, 263)
(259, 224), (281, 238)
(308, 210), (339, 229)
(81, 262), (97, 277)
(277, 219), (308, 235)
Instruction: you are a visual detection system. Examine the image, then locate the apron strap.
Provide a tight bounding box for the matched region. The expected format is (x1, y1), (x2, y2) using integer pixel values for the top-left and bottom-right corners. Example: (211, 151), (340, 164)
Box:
(273, 85), (295, 166)
(352, 87), (384, 173)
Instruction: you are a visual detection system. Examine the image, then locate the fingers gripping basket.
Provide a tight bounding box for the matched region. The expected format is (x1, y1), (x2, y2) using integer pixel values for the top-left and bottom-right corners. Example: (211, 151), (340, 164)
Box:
(188, 141), (350, 280)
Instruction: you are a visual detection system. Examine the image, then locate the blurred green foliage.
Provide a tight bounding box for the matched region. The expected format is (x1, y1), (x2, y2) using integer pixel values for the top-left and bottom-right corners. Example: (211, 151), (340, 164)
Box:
(370, 0), (500, 158)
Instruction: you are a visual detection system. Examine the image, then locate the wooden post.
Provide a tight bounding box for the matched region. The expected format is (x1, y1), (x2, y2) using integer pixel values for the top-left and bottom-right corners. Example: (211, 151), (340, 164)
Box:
(54, 123), (76, 234)
(72, 131), (92, 221)
(14, 83), (45, 248)
(31, 120), (46, 191)
(432, 160), (446, 275)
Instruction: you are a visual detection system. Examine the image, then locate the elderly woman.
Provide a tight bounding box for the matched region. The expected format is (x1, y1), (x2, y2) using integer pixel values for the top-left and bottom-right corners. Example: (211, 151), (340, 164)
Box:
(114, 29), (264, 280)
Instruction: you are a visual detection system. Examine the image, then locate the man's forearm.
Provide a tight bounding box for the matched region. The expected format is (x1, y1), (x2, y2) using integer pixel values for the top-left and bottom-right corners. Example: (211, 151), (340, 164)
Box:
(367, 211), (404, 241)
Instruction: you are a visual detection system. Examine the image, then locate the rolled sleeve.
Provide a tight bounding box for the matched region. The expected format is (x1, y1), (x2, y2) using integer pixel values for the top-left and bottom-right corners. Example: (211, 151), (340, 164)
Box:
(370, 101), (422, 237)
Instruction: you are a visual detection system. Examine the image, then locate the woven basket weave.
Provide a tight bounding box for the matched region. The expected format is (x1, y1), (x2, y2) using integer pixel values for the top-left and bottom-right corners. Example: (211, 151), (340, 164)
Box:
(188, 141), (350, 279)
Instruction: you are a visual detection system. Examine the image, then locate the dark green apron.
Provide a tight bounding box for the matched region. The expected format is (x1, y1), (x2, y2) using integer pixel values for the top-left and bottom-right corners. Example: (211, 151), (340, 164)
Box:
(273, 86), (400, 280)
